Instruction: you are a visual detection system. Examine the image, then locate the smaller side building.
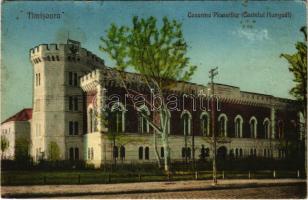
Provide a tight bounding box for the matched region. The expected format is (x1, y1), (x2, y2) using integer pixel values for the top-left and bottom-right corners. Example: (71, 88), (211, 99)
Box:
(1, 108), (32, 160)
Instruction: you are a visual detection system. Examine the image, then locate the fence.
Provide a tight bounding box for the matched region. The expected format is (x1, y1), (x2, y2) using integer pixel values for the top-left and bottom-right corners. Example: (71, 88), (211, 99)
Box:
(2, 170), (306, 186)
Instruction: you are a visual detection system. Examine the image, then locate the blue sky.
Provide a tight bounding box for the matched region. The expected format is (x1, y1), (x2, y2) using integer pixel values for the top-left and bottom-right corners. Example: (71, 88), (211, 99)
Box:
(1, 1), (306, 120)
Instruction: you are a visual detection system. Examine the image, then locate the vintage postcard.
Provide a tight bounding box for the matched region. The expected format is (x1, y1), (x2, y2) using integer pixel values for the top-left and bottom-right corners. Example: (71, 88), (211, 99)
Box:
(1, 0), (307, 199)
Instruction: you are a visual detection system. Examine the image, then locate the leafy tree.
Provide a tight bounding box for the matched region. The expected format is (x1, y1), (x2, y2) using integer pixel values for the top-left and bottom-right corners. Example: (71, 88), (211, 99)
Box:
(1, 135), (9, 159)
(100, 16), (197, 171)
(280, 26), (307, 171)
(280, 26), (307, 122)
(48, 141), (60, 161)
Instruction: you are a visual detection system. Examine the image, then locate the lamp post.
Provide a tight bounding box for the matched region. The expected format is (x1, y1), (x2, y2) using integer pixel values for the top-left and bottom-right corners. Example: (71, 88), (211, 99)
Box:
(209, 67), (218, 185)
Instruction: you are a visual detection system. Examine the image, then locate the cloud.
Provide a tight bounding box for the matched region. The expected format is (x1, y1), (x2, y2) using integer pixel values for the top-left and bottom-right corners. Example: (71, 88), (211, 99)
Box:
(232, 28), (270, 42)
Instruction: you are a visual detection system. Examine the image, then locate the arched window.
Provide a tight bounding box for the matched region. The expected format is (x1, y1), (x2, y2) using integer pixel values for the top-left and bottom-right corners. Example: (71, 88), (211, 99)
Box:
(52, 56), (55, 61)
(249, 117), (258, 138)
(69, 147), (74, 160)
(263, 118), (270, 139)
(120, 146), (125, 160)
(278, 120), (284, 139)
(218, 113), (228, 137)
(47, 55), (51, 61)
(200, 112), (209, 136)
(74, 148), (79, 160)
(137, 105), (150, 134)
(110, 103), (126, 133)
(160, 147), (164, 158)
(113, 146), (118, 159)
(234, 115), (243, 138)
(181, 110), (192, 136)
(145, 147), (149, 160)
(139, 146), (143, 160)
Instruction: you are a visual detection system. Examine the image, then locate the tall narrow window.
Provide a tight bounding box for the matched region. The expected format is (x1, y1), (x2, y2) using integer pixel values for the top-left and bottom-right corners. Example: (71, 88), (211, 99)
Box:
(249, 117), (258, 138)
(74, 97), (78, 111)
(110, 103), (125, 133)
(264, 119), (270, 139)
(187, 147), (191, 159)
(74, 73), (78, 86)
(69, 72), (73, 85)
(138, 106), (149, 134)
(234, 115), (243, 138)
(218, 114), (228, 137)
(120, 146), (125, 160)
(69, 148), (74, 160)
(139, 146), (143, 160)
(74, 148), (79, 160)
(239, 149), (243, 157)
(69, 96), (73, 111)
(145, 147), (149, 160)
(113, 146), (118, 158)
(74, 121), (78, 135)
(200, 113), (209, 136)
(69, 121), (74, 135)
(181, 111), (191, 136)
(38, 73), (41, 86)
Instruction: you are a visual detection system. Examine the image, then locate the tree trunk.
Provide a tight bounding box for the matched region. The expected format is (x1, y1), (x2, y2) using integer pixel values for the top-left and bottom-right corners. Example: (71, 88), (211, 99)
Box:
(153, 131), (162, 168)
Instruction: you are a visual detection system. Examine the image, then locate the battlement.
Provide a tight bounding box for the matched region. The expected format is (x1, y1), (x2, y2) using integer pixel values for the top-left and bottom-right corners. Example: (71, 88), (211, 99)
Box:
(30, 42), (105, 66)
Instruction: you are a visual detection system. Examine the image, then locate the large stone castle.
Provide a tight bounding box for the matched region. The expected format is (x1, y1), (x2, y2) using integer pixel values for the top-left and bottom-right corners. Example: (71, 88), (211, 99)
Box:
(25, 40), (302, 167)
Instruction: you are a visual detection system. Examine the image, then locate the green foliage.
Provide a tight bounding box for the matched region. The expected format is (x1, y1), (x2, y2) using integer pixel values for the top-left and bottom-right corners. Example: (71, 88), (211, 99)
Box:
(1, 135), (9, 154)
(100, 16), (197, 84)
(47, 141), (60, 161)
(280, 26), (307, 113)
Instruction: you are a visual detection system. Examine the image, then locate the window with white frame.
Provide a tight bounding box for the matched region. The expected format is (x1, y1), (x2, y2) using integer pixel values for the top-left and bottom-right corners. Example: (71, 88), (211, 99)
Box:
(200, 112), (209, 136)
(263, 118), (270, 139)
(181, 110), (192, 136)
(249, 117), (258, 138)
(234, 115), (243, 138)
(137, 105), (150, 134)
(218, 113), (228, 137)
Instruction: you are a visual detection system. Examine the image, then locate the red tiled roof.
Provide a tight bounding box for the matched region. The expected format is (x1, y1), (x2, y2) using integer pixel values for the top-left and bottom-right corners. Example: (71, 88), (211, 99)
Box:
(1, 108), (32, 124)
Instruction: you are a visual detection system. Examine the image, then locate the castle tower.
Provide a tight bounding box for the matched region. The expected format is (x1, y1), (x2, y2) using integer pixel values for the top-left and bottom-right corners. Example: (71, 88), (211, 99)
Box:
(29, 40), (105, 161)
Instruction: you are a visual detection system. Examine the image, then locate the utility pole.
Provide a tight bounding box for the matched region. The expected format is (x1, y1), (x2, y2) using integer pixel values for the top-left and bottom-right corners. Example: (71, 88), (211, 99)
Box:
(209, 67), (218, 185)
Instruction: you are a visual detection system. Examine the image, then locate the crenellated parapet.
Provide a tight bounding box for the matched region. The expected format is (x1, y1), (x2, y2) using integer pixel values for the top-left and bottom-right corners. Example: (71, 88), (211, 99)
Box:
(80, 67), (299, 110)
(29, 43), (105, 68)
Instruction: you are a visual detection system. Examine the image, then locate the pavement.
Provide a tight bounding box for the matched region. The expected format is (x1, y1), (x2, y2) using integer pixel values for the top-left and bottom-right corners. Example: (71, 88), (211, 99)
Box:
(1, 178), (306, 198)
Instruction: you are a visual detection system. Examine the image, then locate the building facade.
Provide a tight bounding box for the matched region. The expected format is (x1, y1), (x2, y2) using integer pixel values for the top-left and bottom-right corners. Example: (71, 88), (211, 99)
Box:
(29, 40), (105, 161)
(28, 41), (301, 167)
(0, 109), (32, 159)
(80, 69), (301, 167)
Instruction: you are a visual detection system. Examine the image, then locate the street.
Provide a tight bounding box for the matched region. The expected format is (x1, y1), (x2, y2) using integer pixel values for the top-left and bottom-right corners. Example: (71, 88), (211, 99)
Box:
(66, 184), (306, 199)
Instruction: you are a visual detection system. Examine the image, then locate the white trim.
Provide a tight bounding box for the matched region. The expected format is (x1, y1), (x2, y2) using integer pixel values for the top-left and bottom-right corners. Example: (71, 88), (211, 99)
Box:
(111, 102), (126, 133)
(263, 118), (270, 139)
(234, 115), (243, 138)
(200, 111), (210, 136)
(218, 113), (228, 137)
(181, 110), (192, 136)
(249, 116), (258, 138)
(137, 105), (150, 133)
